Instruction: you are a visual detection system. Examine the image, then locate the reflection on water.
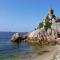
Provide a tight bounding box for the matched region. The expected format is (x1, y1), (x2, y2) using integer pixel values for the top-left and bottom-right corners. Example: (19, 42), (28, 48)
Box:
(12, 42), (20, 48)
(0, 41), (43, 60)
(0, 32), (44, 60)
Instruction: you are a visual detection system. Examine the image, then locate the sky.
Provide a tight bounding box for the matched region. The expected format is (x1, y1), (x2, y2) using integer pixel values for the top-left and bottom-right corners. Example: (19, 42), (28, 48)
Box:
(0, 0), (60, 32)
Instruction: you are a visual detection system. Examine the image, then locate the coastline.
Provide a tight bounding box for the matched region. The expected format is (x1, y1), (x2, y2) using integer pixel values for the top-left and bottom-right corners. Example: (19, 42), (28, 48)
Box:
(32, 45), (60, 60)
(5, 44), (57, 60)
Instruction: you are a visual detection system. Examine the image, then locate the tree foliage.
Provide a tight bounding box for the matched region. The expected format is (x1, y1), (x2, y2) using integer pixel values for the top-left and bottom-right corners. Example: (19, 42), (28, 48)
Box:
(38, 22), (44, 28)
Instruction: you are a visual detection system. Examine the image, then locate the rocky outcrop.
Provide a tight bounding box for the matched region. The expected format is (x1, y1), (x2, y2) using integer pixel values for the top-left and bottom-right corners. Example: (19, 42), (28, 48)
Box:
(25, 28), (60, 44)
(25, 8), (60, 44)
(56, 38), (60, 45)
(11, 32), (20, 42)
(25, 28), (46, 43)
(22, 32), (30, 39)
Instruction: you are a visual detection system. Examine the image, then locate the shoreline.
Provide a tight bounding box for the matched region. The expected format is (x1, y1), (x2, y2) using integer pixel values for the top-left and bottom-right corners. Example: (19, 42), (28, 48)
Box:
(32, 45), (60, 60)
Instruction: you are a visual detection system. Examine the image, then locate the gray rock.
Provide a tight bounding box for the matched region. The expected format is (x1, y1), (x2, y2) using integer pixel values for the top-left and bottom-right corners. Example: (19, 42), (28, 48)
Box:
(11, 32), (20, 42)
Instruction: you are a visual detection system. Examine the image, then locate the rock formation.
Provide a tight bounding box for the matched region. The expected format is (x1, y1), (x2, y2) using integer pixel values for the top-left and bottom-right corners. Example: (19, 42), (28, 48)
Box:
(11, 32), (20, 42)
(25, 8), (60, 44)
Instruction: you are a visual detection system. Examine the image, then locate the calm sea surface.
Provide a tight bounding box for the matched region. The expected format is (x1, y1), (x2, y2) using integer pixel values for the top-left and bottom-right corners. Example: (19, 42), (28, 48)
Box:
(0, 32), (41, 60)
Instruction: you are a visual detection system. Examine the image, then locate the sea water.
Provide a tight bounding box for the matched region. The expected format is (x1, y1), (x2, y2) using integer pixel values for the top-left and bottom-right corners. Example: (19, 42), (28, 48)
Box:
(0, 32), (41, 60)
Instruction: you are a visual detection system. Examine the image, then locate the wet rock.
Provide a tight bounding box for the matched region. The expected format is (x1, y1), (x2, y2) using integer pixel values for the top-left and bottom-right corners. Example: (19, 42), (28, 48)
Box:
(22, 32), (30, 40)
(11, 32), (20, 42)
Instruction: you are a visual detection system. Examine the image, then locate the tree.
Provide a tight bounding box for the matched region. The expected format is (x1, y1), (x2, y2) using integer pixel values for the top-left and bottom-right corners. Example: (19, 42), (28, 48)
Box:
(38, 21), (44, 28)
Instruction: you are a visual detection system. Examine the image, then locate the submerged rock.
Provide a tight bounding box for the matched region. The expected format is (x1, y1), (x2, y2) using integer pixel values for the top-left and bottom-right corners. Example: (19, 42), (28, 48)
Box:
(11, 32), (20, 42)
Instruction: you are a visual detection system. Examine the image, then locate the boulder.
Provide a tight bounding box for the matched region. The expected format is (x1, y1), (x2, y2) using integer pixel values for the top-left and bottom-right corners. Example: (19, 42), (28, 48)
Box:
(25, 27), (60, 44)
(22, 32), (30, 39)
(26, 28), (46, 43)
(28, 28), (45, 39)
(11, 32), (20, 42)
(56, 38), (60, 44)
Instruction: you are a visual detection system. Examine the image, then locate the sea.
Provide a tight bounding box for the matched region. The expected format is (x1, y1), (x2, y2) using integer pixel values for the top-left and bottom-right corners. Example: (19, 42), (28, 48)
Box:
(0, 32), (42, 60)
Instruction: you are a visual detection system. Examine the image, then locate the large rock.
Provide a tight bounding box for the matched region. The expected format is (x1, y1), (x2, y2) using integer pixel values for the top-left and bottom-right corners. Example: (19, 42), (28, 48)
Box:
(25, 8), (60, 44)
(26, 28), (46, 43)
(56, 38), (60, 44)
(11, 32), (20, 42)
(22, 32), (30, 39)
(28, 28), (45, 38)
(26, 28), (59, 44)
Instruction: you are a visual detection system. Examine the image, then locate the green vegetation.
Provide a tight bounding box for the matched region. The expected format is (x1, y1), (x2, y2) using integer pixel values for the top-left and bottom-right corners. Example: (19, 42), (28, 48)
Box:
(38, 8), (56, 31)
(38, 17), (52, 31)
(38, 21), (44, 28)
